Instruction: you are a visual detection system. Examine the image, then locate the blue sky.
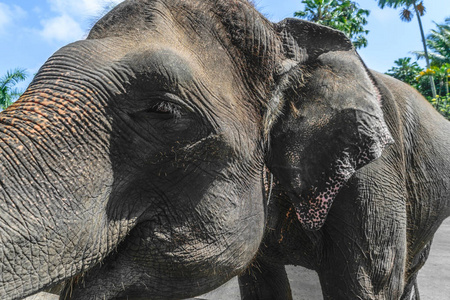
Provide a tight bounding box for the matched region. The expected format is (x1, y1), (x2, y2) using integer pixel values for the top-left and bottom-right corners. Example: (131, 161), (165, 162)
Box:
(1, 0), (449, 91)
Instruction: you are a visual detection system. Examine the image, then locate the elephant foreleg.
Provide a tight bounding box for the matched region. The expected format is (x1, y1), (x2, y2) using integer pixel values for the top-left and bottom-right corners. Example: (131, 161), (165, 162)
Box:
(399, 275), (420, 300)
(400, 239), (433, 300)
(238, 259), (292, 300)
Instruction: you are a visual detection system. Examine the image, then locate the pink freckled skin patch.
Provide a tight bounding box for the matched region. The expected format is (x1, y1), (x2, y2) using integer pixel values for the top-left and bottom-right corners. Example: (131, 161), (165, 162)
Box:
(293, 155), (354, 230)
(294, 180), (345, 230)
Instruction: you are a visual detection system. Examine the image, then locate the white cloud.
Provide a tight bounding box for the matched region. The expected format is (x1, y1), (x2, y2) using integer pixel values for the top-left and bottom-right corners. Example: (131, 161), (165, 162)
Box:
(47, 0), (124, 18)
(39, 14), (84, 42)
(0, 3), (26, 34)
(36, 0), (123, 42)
(37, 0), (123, 43)
(0, 4), (12, 32)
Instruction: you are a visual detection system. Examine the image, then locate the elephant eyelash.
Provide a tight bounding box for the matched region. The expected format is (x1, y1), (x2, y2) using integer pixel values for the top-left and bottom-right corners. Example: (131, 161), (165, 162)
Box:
(148, 101), (182, 118)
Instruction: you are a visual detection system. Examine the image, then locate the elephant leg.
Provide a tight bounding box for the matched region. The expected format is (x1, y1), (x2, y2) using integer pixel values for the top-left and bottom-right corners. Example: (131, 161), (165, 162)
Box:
(316, 225), (407, 300)
(315, 166), (408, 299)
(413, 280), (420, 300)
(400, 239), (433, 300)
(399, 274), (419, 300)
(238, 259), (292, 300)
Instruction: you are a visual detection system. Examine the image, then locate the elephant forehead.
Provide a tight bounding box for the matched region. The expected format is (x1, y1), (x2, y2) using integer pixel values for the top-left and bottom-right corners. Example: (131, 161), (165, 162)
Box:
(86, 2), (243, 110)
(301, 52), (382, 116)
(88, 0), (157, 39)
(120, 45), (247, 115)
(88, 0), (213, 40)
(316, 51), (380, 101)
(124, 48), (195, 86)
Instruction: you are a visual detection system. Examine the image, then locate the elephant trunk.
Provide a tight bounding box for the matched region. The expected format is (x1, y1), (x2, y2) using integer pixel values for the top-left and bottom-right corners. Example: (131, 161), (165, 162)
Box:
(0, 39), (131, 299)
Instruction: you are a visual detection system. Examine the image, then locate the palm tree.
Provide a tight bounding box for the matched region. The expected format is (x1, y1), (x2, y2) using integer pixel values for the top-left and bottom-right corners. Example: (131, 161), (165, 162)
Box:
(294, 0), (370, 49)
(412, 18), (450, 99)
(377, 0), (437, 98)
(0, 68), (27, 110)
(413, 18), (450, 66)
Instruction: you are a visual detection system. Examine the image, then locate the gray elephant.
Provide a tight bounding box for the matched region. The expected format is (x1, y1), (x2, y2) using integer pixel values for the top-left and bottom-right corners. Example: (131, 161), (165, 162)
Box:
(2, 1), (267, 299)
(0, 0), (394, 299)
(239, 19), (450, 300)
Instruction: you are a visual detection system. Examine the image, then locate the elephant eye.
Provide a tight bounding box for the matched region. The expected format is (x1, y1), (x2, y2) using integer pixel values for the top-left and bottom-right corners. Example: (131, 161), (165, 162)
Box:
(148, 101), (182, 118)
(127, 93), (193, 122)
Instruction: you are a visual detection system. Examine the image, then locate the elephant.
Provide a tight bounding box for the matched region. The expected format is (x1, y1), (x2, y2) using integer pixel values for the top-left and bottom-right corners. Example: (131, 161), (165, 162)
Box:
(238, 18), (450, 300)
(1, 1), (393, 300)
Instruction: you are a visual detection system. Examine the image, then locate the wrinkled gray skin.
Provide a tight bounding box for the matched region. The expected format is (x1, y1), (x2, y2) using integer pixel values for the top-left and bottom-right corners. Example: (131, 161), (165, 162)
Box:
(239, 19), (450, 300)
(0, 1), (390, 300)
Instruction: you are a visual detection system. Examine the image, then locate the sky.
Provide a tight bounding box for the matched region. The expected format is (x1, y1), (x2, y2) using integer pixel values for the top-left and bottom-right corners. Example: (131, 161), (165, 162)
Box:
(1, 0), (449, 91)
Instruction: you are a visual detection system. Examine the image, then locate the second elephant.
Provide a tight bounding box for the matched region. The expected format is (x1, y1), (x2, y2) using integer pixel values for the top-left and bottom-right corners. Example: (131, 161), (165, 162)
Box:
(239, 19), (450, 300)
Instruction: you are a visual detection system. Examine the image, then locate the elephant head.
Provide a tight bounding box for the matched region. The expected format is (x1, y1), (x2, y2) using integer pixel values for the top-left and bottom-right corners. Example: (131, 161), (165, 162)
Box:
(0, 1), (392, 299)
(0, 0), (284, 299)
(267, 19), (394, 231)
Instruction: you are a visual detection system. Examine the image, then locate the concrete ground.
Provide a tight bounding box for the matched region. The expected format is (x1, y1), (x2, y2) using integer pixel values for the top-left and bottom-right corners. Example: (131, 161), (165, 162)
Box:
(26, 219), (450, 300)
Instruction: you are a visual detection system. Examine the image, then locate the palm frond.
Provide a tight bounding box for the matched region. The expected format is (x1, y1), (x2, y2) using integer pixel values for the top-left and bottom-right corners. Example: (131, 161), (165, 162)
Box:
(0, 68), (28, 109)
(427, 31), (448, 44)
(0, 68), (27, 90)
(0, 92), (13, 109)
(9, 88), (24, 99)
(400, 8), (413, 22)
(415, 1), (426, 16)
(411, 50), (427, 60)
(412, 51), (448, 64)
(377, 0), (403, 9)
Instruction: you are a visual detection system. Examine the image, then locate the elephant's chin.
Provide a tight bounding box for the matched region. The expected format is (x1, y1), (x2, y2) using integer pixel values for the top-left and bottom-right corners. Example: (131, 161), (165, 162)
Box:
(292, 152), (359, 231)
(293, 178), (346, 231)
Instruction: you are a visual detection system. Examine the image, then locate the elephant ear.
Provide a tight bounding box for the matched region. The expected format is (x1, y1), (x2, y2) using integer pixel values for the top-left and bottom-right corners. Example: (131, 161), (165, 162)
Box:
(264, 18), (354, 133)
(276, 18), (353, 62)
(268, 18), (393, 231)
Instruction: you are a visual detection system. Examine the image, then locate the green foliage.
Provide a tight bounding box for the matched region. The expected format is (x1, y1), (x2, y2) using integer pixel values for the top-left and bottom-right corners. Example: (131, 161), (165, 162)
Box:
(378, 0), (420, 8)
(378, 0), (437, 98)
(0, 68), (27, 110)
(431, 94), (450, 118)
(294, 0), (370, 49)
(386, 57), (423, 86)
(413, 18), (450, 66)
(413, 17), (450, 101)
(386, 58), (450, 118)
(417, 64), (450, 97)
(418, 68), (450, 118)
(377, 0), (426, 23)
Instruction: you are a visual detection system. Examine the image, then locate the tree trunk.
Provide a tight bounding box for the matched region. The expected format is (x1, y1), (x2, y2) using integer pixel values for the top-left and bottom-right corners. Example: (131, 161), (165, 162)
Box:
(445, 75), (449, 117)
(446, 73), (449, 96)
(414, 3), (437, 98)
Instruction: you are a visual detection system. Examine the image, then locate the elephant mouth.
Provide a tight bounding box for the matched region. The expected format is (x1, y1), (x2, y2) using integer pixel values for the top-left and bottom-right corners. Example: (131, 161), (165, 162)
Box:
(293, 158), (355, 231)
(293, 176), (348, 231)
